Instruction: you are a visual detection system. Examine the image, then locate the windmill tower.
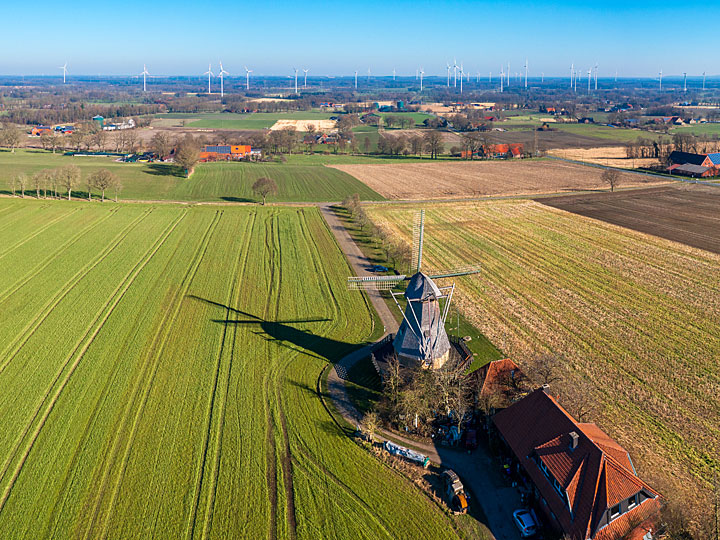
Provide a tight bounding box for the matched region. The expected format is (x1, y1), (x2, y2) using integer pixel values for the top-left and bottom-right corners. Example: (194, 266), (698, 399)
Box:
(348, 210), (481, 370)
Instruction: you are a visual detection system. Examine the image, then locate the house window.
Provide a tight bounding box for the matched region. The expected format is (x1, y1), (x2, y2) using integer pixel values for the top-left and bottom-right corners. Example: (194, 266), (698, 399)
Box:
(610, 504), (621, 520)
(628, 494), (638, 510)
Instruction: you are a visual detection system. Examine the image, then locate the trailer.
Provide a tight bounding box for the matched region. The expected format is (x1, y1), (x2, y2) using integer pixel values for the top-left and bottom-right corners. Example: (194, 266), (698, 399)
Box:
(383, 441), (430, 468)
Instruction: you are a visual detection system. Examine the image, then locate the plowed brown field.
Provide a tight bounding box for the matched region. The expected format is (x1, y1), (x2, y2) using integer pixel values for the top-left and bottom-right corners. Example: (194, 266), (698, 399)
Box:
(329, 160), (668, 200)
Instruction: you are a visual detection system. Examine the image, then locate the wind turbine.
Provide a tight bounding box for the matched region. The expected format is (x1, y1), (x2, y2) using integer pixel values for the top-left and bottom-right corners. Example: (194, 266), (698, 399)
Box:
(594, 64), (598, 90)
(703, 71), (706, 91)
(587, 68), (592, 93)
(683, 72), (687, 92)
(507, 62), (510, 87)
(659, 69), (662, 91)
(367, 67), (371, 82)
(303, 68), (309, 88)
(140, 64), (150, 92)
(541, 72), (544, 83)
(446, 63), (451, 87)
(570, 63), (574, 88)
(453, 58), (458, 87)
(489, 71), (492, 83)
(218, 62), (229, 97)
(524, 59), (528, 89)
(293, 67), (298, 94)
(392, 67), (396, 81)
(459, 63), (464, 94)
(500, 66), (504, 93)
(59, 62), (68, 84)
(354, 70), (358, 90)
(203, 63), (214, 94)
(244, 66), (252, 90)
(419, 67), (424, 92)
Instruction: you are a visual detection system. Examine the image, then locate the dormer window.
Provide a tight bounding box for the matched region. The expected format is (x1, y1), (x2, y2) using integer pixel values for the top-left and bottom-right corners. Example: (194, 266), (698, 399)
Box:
(609, 504), (621, 520)
(628, 494), (638, 510)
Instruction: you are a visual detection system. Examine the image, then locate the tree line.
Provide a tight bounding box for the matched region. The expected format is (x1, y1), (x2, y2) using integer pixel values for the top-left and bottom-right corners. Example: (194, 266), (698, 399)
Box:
(625, 133), (720, 161)
(9, 165), (122, 202)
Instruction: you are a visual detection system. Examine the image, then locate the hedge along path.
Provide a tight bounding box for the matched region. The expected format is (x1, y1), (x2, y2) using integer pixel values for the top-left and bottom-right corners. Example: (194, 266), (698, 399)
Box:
(0, 208), (189, 516)
(87, 210), (221, 539)
(0, 207), (154, 378)
(0, 207), (119, 304)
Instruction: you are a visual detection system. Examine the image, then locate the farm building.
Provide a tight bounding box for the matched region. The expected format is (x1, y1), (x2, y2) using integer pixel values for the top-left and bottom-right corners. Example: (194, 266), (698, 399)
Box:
(54, 125), (74, 134)
(493, 388), (662, 540)
(199, 145), (253, 162)
(461, 143), (524, 160)
(31, 126), (54, 136)
(103, 118), (135, 131)
(472, 358), (528, 409)
(667, 151), (720, 177)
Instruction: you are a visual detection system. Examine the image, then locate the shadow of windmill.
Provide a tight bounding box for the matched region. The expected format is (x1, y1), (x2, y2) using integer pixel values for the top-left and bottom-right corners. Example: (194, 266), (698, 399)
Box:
(187, 295), (362, 362)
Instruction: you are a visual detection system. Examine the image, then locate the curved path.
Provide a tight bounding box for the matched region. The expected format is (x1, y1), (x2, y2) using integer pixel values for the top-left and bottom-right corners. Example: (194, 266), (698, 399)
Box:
(320, 203), (523, 540)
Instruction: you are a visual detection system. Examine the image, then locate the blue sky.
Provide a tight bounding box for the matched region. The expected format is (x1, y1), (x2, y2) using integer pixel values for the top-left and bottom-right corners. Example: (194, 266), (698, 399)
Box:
(1, 0), (717, 77)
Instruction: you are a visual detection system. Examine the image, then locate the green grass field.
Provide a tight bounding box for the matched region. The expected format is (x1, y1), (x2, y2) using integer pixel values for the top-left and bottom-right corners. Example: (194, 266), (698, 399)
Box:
(154, 111), (336, 130)
(377, 112), (433, 126)
(553, 123), (662, 142)
(0, 150), (384, 203)
(670, 123), (720, 137)
(0, 199), (470, 539)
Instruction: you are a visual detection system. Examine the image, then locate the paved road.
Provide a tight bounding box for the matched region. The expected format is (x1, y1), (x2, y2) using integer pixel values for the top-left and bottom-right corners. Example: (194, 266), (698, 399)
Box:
(319, 203), (523, 540)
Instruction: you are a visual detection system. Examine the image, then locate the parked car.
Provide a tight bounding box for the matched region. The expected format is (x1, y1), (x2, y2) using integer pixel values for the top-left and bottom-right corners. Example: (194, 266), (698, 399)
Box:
(512, 509), (539, 538)
(367, 265), (389, 273)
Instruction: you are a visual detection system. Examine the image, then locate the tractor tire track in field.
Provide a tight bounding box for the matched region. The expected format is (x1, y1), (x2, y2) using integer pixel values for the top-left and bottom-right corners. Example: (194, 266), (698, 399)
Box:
(267, 211), (298, 540)
(0, 209), (188, 517)
(88, 210), (222, 540)
(0, 206), (82, 261)
(0, 208), (154, 377)
(263, 212), (280, 540)
(187, 211), (257, 540)
(0, 208), (120, 304)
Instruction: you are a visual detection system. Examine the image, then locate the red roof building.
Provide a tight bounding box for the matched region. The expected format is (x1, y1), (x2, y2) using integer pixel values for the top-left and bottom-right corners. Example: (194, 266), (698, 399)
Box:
(474, 358), (527, 403)
(493, 388), (662, 540)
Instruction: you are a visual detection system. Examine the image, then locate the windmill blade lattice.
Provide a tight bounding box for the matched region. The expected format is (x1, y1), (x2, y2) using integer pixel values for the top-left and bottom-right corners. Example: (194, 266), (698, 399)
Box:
(348, 275), (406, 291)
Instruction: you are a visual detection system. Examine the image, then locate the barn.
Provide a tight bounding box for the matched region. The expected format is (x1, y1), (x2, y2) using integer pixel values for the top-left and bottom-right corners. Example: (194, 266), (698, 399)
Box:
(199, 145), (253, 162)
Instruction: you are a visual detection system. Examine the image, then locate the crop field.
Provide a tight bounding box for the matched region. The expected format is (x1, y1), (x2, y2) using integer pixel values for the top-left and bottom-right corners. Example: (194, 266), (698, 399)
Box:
(153, 111), (336, 130)
(0, 150), (384, 202)
(329, 159), (668, 200)
(0, 199), (468, 539)
(366, 199), (720, 507)
(547, 146), (660, 168)
(540, 185), (720, 254)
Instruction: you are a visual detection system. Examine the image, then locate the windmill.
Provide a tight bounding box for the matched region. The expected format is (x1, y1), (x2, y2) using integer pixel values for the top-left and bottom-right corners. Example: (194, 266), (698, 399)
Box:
(347, 210), (481, 370)
(419, 67), (424, 92)
(244, 66), (252, 90)
(59, 62), (68, 84)
(218, 62), (229, 97)
(303, 68), (309, 88)
(204, 63), (214, 94)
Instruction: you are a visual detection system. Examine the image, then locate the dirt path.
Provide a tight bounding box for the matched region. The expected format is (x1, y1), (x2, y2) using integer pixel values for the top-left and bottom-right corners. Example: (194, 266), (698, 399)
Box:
(319, 203), (523, 540)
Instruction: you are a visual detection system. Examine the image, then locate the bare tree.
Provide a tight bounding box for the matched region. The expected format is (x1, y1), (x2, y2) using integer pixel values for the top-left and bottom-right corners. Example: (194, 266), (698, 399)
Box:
(58, 165), (80, 200)
(529, 352), (563, 386)
(423, 130), (443, 159)
(31, 170), (49, 199)
(1, 125), (23, 153)
(150, 131), (174, 160)
(601, 168), (622, 192)
(251, 177), (278, 205)
(175, 135), (200, 177)
(360, 411), (380, 442)
(88, 169), (118, 202)
(15, 173), (27, 198)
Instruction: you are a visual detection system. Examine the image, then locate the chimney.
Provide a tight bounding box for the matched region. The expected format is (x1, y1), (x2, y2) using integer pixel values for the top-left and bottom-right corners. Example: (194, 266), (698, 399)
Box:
(569, 431), (579, 450)
(541, 384), (550, 394)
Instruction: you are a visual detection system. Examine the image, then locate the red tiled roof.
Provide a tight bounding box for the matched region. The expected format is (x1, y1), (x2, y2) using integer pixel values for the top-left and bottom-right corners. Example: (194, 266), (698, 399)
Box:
(493, 389), (661, 540)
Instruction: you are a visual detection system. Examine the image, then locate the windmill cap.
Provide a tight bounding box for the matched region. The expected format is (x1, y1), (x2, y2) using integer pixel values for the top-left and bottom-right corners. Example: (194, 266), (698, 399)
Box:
(405, 272), (441, 301)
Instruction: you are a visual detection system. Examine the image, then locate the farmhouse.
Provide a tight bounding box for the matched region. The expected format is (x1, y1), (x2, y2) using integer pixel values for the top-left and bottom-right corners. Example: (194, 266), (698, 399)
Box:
(494, 388), (662, 540)
(199, 145), (253, 162)
(667, 151), (720, 177)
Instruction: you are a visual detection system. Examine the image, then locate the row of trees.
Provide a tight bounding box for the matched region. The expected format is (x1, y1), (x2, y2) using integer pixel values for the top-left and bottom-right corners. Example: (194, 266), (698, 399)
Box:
(625, 133), (720, 160)
(377, 131), (443, 158)
(342, 194), (412, 272)
(9, 166), (122, 202)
